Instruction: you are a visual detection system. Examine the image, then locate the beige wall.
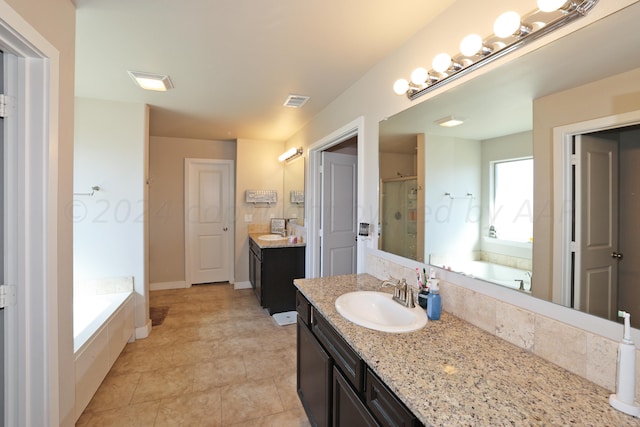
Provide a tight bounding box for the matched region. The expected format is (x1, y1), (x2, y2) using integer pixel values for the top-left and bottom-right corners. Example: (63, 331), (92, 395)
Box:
(533, 67), (640, 301)
(149, 136), (288, 287)
(148, 136), (236, 285)
(379, 152), (416, 181)
(3, 0), (76, 424)
(235, 139), (285, 284)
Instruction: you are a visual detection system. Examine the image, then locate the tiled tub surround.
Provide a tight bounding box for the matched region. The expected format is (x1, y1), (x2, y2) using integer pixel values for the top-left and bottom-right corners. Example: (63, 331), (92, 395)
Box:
(74, 276), (136, 420)
(74, 292), (135, 421)
(294, 274), (640, 425)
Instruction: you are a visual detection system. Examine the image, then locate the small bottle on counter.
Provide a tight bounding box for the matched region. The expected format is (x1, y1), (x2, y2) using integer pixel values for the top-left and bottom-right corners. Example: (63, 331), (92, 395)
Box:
(427, 279), (441, 320)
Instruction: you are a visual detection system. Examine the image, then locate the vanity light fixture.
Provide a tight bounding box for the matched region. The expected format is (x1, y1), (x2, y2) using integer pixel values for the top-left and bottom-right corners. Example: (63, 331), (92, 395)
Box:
(435, 116), (464, 127)
(493, 11), (531, 38)
(278, 147), (303, 162)
(392, 0), (599, 100)
(127, 70), (174, 91)
(459, 34), (486, 57)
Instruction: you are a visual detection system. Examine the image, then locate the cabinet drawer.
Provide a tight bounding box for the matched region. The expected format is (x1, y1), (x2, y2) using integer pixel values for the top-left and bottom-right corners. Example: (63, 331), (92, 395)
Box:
(312, 309), (365, 394)
(366, 369), (422, 427)
(296, 291), (311, 327)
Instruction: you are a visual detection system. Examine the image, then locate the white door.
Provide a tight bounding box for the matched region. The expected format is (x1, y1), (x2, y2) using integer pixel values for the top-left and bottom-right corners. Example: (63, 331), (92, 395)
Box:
(185, 159), (233, 285)
(574, 134), (618, 320)
(321, 152), (357, 276)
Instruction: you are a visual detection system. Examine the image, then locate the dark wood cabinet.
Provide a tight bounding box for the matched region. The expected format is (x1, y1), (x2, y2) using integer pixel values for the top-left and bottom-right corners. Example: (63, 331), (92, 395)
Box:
(297, 316), (333, 427)
(333, 366), (378, 427)
(249, 238), (304, 314)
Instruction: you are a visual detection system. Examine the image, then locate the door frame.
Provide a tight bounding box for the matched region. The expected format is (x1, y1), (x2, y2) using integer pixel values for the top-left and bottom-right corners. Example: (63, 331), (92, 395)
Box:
(184, 158), (235, 287)
(307, 117), (364, 278)
(0, 2), (61, 425)
(553, 109), (640, 307)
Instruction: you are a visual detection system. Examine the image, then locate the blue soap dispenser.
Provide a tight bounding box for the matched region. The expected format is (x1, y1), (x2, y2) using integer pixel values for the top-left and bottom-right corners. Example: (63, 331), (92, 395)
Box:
(427, 278), (441, 321)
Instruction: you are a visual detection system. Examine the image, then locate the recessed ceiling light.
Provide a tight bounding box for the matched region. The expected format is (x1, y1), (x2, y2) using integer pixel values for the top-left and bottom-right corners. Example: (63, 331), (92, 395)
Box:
(283, 94), (310, 108)
(435, 115), (465, 127)
(127, 70), (174, 91)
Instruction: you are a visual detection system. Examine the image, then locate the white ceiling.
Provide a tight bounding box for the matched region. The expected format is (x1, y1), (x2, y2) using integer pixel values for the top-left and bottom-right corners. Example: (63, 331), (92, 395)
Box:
(74, 0), (455, 141)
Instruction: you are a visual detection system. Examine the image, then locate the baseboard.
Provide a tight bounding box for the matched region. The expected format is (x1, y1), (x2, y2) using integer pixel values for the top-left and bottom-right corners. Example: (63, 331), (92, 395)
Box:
(135, 319), (152, 339)
(150, 280), (187, 291)
(234, 281), (252, 290)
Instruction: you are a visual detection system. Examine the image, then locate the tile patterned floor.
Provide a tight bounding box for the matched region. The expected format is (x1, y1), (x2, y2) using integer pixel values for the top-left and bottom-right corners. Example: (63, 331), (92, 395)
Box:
(77, 283), (311, 426)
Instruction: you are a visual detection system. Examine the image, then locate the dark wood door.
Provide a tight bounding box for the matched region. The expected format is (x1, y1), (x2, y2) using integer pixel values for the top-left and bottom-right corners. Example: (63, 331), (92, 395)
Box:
(297, 317), (332, 427)
(333, 367), (378, 427)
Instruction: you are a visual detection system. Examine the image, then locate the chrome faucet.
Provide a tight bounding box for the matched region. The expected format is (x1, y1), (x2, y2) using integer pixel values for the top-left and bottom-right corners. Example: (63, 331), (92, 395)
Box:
(381, 277), (415, 308)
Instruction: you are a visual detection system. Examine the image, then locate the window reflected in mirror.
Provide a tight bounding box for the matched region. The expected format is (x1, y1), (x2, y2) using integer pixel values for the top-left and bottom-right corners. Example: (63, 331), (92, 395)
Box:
(491, 157), (533, 243)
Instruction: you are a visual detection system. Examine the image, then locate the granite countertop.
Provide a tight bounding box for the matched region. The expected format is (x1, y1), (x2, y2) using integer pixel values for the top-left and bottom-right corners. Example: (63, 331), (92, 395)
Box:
(249, 233), (306, 249)
(294, 273), (640, 426)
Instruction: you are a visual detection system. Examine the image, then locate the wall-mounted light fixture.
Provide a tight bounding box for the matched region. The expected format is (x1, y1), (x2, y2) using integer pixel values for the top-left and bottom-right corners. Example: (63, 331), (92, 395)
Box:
(127, 70), (174, 91)
(393, 0), (599, 101)
(278, 147), (303, 162)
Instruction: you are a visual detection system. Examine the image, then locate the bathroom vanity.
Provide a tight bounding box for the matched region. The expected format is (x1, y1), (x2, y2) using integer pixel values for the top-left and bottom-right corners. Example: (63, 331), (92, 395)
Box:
(249, 233), (305, 314)
(296, 290), (420, 426)
(294, 274), (640, 426)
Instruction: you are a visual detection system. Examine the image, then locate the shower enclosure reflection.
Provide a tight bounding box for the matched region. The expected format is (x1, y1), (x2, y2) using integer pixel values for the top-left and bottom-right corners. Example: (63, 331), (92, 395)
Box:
(380, 177), (419, 261)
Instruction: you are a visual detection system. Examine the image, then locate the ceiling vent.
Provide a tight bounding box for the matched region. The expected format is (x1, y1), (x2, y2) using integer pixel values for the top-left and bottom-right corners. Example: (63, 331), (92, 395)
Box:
(283, 94), (310, 108)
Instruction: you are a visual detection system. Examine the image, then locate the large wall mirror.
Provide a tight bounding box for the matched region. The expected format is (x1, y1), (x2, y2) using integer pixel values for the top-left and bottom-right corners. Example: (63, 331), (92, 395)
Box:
(379, 3), (640, 326)
(284, 155), (305, 225)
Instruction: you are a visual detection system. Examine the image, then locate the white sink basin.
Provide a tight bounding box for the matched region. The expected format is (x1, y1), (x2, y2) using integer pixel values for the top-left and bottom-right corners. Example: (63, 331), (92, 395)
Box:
(335, 291), (427, 333)
(258, 234), (286, 241)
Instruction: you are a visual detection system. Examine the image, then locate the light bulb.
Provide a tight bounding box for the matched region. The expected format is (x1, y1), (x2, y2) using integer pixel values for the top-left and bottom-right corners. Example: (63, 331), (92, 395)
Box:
(410, 67), (428, 85)
(393, 79), (409, 95)
(537, 0), (566, 12)
(460, 34), (483, 57)
(494, 11), (522, 38)
(432, 53), (452, 73)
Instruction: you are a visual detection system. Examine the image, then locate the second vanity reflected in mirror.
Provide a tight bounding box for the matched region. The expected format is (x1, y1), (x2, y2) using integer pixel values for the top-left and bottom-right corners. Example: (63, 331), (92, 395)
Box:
(284, 154), (305, 226)
(379, 3), (640, 326)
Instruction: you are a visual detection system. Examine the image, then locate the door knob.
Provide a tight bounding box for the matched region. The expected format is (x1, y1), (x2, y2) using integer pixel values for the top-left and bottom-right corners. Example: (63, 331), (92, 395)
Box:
(611, 251), (623, 260)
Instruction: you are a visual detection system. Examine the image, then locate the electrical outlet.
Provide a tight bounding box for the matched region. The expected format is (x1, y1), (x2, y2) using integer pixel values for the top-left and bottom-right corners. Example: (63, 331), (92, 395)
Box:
(244, 214), (253, 222)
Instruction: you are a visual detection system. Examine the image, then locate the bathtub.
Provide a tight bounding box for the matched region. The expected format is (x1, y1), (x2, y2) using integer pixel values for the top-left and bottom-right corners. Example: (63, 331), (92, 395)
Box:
(74, 292), (135, 421)
(458, 260), (531, 291)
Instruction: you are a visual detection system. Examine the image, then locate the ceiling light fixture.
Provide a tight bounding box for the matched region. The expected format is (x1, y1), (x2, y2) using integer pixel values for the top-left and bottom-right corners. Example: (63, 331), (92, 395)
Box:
(393, 0), (599, 100)
(278, 147), (303, 162)
(127, 70), (174, 91)
(435, 116), (465, 127)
